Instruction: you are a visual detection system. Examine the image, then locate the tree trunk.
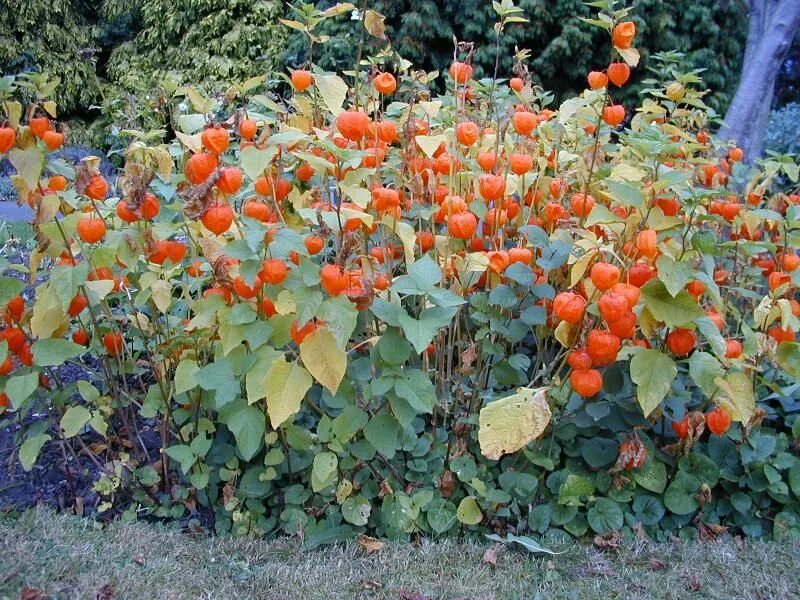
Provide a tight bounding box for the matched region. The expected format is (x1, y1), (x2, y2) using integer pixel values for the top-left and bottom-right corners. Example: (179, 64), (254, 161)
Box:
(719, 0), (800, 160)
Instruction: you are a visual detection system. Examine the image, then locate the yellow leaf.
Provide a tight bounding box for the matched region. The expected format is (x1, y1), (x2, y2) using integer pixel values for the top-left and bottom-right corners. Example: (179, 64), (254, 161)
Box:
(456, 496), (483, 525)
(363, 9), (387, 38)
(336, 479), (354, 504)
(246, 346), (281, 404)
(340, 206), (373, 228)
(186, 88), (215, 113)
(5, 101), (22, 129)
(553, 321), (577, 348)
(175, 131), (203, 154)
(38, 194), (60, 224)
(129, 313), (153, 334)
(479, 388), (551, 461)
(151, 279), (172, 313)
(150, 147), (174, 182)
(322, 2), (355, 17)
(42, 100), (57, 118)
(30, 285), (66, 339)
(609, 163), (646, 182)
(415, 135), (447, 159)
(9, 147), (44, 190)
(419, 101), (442, 119)
(84, 280), (115, 305)
(340, 183), (371, 209)
(570, 250), (597, 288)
(315, 74), (349, 115)
(617, 46), (640, 67)
(464, 252), (490, 272)
(300, 327), (347, 394)
(714, 372), (755, 423)
(275, 290), (295, 315)
(380, 215), (416, 265)
(264, 358), (313, 428)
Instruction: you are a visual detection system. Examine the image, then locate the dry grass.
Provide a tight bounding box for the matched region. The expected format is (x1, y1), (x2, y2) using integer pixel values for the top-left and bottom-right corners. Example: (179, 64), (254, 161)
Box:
(1, 509), (799, 599)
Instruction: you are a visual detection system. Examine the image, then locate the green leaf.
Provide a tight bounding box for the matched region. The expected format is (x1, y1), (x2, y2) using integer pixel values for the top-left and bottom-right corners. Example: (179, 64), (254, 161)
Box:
(641, 280), (704, 327)
(656, 256), (695, 297)
(777, 342), (800, 379)
(585, 204), (624, 227)
(245, 345), (281, 404)
(294, 288), (324, 326)
(558, 474), (595, 506)
(632, 456), (667, 494)
(370, 297), (405, 327)
(632, 495), (664, 526)
(603, 178), (644, 208)
(317, 296), (359, 349)
(378, 327), (412, 365)
(678, 453), (719, 486)
(174, 359), (199, 395)
(226, 404), (265, 460)
(456, 496), (483, 525)
(240, 144), (277, 181)
(331, 405), (368, 443)
(195, 358), (240, 408)
(399, 306), (457, 354)
(426, 499), (457, 534)
(789, 462), (800, 500)
(20, 434), (51, 471)
(393, 370), (436, 414)
(688, 351), (723, 397)
(663, 472), (700, 515)
(164, 444), (196, 474)
(363, 414), (401, 459)
(301, 522), (357, 551)
(61, 405), (91, 438)
(311, 451), (338, 492)
(695, 316), (727, 359)
(342, 495), (371, 526)
(408, 254), (442, 289)
(5, 373), (39, 408)
(587, 498), (623, 534)
(630, 349), (677, 417)
(31, 338), (85, 366)
(0, 277), (24, 307)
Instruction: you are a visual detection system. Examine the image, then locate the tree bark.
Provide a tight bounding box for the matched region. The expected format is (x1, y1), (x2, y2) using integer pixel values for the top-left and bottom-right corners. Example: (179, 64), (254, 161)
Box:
(719, 0), (800, 160)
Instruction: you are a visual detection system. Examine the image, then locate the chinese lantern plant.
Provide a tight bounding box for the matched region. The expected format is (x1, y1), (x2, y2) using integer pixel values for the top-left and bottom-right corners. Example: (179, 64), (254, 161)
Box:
(1, 0), (800, 543)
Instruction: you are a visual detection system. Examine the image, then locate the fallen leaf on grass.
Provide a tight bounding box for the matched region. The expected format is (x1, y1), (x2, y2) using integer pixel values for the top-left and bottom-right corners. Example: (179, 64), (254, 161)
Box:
(20, 588), (45, 600)
(482, 544), (502, 566)
(587, 565), (617, 577)
(132, 553), (146, 566)
(593, 531), (622, 549)
(399, 592), (431, 600)
(648, 559), (668, 571)
(484, 533), (563, 555)
(357, 534), (385, 554)
(686, 573), (702, 592)
(359, 580), (382, 590)
(96, 584), (115, 600)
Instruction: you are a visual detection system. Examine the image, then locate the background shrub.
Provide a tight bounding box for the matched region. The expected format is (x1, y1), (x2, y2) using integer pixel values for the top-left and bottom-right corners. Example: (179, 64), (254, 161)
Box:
(765, 102), (800, 156)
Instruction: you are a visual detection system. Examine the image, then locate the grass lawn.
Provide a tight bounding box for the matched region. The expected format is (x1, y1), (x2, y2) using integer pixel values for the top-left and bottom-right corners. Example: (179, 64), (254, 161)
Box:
(1, 510), (798, 599)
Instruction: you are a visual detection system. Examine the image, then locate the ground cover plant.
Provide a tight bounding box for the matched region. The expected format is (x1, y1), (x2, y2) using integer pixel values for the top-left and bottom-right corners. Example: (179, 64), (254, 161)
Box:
(0, 0), (799, 548)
